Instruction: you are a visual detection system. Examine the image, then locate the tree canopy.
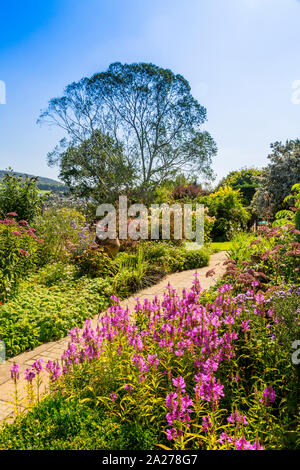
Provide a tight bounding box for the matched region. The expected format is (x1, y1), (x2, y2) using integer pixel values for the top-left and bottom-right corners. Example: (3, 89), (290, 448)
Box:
(252, 140), (300, 219)
(39, 62), (217, 194)
(55, 130), (134, 202)
(217, 168), (261, 206)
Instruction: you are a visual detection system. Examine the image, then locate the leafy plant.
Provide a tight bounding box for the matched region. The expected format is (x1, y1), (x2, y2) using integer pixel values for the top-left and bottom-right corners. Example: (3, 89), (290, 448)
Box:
(3, 279), (299, 450)
(0, 215), (41, 301)
(33, 207), (89, 265)
(204, 186), (250, 241)
(0, 274), (113, 357)
(73, 247), (118, 278)
(0, 172), (42, 222)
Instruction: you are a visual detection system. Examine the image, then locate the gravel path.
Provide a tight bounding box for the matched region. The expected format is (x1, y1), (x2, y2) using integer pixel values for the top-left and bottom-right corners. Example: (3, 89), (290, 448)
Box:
(0, 250), (228, 423)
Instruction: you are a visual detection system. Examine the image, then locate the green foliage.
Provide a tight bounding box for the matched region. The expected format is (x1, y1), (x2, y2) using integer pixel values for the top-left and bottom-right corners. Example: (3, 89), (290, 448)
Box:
(39, 62), (217, 191)
(113, 249), (165, 297)
(0, 217), (41, 302)
(0, 393), (158, 450)
(226, 225), (299, 289)
(217, 168), (261, 206)
(140, 241), (209, 273)
(33, 207), (89, 265)
(182, 249), (209, 270)
(274, 183), (300, 228)
(73, 247), (118, 278)
(0, 172), (42, 222)
(0, 272), (113, 357)
(252, 140), (300, 219)
(204, 186), (250, 241)
(228, 232), (258, 263)
(57, 130), (134, 203)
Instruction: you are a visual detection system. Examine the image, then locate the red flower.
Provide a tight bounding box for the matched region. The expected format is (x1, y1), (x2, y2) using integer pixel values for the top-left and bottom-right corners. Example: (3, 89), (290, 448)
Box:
(6, 212), (18, 218)
(12, 231), (22, 237)
(18, 220), (28, 226)
(19, 248), (29, 257)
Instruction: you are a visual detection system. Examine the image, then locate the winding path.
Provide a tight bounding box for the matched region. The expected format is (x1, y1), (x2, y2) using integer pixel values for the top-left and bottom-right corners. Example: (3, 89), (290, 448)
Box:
(0, 251), (227, 423)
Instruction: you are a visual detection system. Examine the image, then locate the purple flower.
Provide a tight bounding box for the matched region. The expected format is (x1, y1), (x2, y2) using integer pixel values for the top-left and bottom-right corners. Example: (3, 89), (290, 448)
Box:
(24, 368), (35, 383)
(10, 363), (19, 381)
(172, 376), (186, 393)
(201, 415), (212, 432)
(45, 361), (62, 382)
(166, 428), (182, 441)
(227, 411), (248, 427)
(32, 359), (43, 374)
(241, 320), (250, 332)
(260, 386), (276, 406)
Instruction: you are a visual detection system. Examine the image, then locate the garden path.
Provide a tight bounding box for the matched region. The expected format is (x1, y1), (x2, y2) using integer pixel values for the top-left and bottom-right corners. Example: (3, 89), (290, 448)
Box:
(0, 251), (227, 423)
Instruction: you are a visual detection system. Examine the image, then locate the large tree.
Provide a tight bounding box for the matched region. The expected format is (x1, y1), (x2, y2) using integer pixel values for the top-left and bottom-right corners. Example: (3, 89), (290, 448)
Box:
(252, 140), (300, 219)
(53, 130), (134, 202)
(217, 168), (261, 206)
(39, 62), (217, 192)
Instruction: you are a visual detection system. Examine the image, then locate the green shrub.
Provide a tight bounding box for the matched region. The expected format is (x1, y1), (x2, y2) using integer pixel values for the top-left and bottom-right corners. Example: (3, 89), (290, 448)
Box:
(226, 225), (299, 289)
(113, 248), (164, 297)
(228, 232), (258, 265)
(33, 207), (90, 265)
(73, 247), (118, 278)
(203, 186), (250, 241)
(141, 242), (185, 273)
(182, 249), (209, 270)
(0, 173), (42, 222)
(0, 275), (113, 357)
(0, 216), (41, 302)
(31, 263), (76, 287)
(0, 393), (158, 450)
(140, 241), (209, 273)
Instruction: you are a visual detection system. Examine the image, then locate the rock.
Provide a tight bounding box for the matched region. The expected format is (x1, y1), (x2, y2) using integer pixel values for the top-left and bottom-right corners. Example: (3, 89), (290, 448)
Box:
(95, 235), (120, 258)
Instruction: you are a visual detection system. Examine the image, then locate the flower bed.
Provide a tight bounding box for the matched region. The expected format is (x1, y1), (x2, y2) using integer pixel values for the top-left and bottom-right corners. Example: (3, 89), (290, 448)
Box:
(1, 276), (299, 450)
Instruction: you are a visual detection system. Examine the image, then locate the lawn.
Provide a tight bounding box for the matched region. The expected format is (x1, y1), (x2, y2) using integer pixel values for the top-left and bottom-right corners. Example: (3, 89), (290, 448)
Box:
(210, 241), (233, 252)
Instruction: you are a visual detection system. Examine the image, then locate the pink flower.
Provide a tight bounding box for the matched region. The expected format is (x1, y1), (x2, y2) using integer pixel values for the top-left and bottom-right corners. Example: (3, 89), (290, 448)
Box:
(202, 415), (212, 432)
(32, 359), (43, 374)
(166, 428), (182, 441)
(24, 368), (35, 383)
(227, 411), (248, 427)
(172, 376), (186, 393)
(10, 363), (19, 381)
(260, 386), (275, 406)
(19, 248), (29, 257)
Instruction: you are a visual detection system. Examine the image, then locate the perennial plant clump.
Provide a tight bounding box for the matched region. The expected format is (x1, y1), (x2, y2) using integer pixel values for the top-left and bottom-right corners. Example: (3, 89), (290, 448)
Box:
(0, 213), (41, 301)
(3, 274), (299, 450)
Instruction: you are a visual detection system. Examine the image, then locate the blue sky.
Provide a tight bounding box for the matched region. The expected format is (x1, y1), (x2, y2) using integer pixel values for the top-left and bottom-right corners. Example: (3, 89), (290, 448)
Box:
(0, 0), (300, 184)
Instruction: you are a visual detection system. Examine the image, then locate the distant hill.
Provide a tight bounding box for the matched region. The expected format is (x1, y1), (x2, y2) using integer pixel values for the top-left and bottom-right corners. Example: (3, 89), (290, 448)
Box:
(0, 170), (69, 193)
